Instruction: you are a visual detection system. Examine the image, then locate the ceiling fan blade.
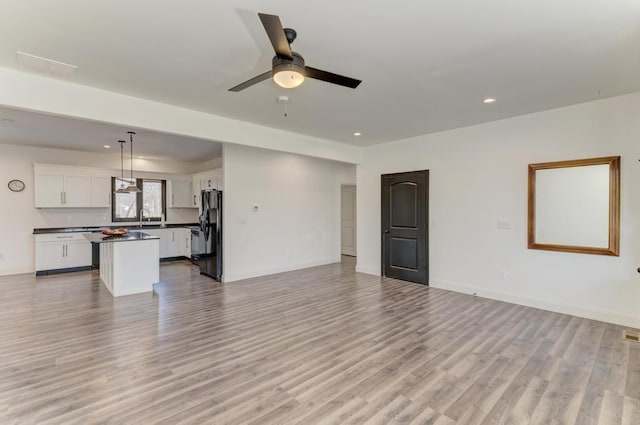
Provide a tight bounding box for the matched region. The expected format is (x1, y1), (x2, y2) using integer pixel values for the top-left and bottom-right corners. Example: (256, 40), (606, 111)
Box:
(228, 71), (272, 92)
(258, 13), (293, 60)
(305, 66), (362, 89)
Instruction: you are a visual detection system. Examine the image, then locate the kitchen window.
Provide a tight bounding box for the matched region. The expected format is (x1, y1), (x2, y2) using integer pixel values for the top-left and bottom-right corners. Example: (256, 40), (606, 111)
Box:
(112, 178), (166, 222)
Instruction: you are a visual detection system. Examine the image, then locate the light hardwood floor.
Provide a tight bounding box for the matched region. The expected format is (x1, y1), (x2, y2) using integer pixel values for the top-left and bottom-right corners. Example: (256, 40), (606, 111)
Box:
(0, 257), (638, 424)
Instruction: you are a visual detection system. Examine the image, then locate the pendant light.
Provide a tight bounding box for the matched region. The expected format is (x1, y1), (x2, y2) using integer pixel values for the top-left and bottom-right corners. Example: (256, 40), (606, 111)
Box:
(124, 131), (141, 193)
(115, 140), (130, 193)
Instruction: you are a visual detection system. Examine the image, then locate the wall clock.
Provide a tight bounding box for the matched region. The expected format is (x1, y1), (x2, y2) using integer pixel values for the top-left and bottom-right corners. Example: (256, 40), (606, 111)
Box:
(8, 179), (25, 192)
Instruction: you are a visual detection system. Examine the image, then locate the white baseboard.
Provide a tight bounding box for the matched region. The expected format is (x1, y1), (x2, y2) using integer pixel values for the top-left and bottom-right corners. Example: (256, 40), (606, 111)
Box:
(355, 264), (380, 276)
(430, 279), (640, 329)
(224, 257), (341, 283)
(0, 267), (33, 277)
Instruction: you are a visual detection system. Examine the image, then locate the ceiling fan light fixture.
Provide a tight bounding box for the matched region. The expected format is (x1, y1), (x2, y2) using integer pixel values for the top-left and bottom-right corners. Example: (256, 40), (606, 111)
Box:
(273, 68), (305, 88)
(272, 53), (305, 89)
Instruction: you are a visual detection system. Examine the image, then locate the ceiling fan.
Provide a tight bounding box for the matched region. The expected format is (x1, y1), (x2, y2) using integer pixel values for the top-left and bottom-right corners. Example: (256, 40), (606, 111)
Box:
(229, 13), (362, 92)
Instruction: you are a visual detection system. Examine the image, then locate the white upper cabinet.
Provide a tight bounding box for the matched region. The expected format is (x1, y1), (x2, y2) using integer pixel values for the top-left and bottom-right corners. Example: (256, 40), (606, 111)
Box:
(34, 165), (91, 208)
(192, 168), (223, 195)
(33, 164), (223, 210)
(212, 168), (224, 191)
(34, 164), (109, 208)
(62, 174), (91, 207)
(35, 172), (65, 208)
(167, 179), (195, 208)
(90, 176), (111, 208)
(192, 179), (202, 208)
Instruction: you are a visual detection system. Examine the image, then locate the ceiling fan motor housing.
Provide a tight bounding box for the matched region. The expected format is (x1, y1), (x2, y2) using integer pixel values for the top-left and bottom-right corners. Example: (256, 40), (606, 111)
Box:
(272, 52), (305, 77)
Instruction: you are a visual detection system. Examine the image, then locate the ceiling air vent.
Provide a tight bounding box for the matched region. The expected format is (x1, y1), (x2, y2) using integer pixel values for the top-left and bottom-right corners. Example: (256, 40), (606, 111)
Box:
(623, 329), (639, 342)
(16, 51), (77, 78)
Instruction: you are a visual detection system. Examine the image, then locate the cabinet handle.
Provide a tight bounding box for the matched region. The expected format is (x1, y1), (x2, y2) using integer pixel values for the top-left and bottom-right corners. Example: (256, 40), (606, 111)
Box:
(61, 192), (64, 205)
(172, 194), (174, 206)
(194, 195), (196, 205)
(56, 236), (74, 239)
(186, 237), (188, 249)
(172, 232), (175, 242)
(208, 179), (211, 187)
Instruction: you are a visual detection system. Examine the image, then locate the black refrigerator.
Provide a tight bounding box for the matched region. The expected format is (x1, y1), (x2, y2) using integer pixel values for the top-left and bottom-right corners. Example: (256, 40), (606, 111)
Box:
(199, 189), (222, 281)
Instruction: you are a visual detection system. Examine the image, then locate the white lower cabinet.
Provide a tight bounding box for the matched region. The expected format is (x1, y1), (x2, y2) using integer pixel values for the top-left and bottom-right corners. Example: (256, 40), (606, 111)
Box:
(143, 228), (191, 259)
(35, 233), (92, 273)
(35, 228), (190, 274)
(65, 241), (92, 268)
(175, 229), (191, 257)
(36, 242), (68, 271)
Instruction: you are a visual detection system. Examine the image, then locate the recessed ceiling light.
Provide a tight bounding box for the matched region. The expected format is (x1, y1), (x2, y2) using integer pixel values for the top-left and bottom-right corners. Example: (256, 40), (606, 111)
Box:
(103, 145), (111, 148)
(137, 156), (145, 159)
(353, 132), (362, 136)
(483, 98), (496, 104)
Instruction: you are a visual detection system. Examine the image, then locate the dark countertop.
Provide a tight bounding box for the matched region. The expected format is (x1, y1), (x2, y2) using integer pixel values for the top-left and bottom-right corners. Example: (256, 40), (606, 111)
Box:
(84, 231), (160, 244)
(33, 223), (199, 235)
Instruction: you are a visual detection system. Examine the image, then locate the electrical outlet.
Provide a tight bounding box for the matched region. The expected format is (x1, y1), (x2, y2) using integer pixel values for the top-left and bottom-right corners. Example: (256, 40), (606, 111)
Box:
(499, 269), (507, 280)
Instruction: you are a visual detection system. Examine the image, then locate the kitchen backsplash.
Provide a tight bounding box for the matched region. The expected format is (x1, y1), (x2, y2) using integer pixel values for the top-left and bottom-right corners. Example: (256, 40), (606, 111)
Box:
(35, 207), (198, 228)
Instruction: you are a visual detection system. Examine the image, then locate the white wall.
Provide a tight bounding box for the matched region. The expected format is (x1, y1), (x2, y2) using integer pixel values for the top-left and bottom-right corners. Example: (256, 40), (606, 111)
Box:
(223, 143), (356, 282)
(357, 92), (640, 328)
(0, 143), (203, 276)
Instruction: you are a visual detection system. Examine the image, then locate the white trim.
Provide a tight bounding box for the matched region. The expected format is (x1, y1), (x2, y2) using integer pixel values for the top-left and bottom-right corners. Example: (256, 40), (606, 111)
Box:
(224, 257), (341, 283)
(430, 279), (640, 329)
(355, 264), (380, 276)
(0, 268), (34, 277)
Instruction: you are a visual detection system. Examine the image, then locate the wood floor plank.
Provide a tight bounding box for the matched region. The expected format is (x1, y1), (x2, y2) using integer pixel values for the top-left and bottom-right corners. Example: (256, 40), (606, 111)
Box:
(0, 257), (638, 424)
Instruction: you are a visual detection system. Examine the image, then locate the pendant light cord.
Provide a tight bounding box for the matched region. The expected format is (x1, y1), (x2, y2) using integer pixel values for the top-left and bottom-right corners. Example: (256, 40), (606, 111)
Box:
(118, 140), (126, 187)
(129, 132), (135, 185)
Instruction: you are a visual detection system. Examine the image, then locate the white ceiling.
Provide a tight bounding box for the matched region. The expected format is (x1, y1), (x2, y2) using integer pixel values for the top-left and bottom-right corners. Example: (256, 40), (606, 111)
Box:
(0, 106), (222, 161)
(0, 0), (639, 147)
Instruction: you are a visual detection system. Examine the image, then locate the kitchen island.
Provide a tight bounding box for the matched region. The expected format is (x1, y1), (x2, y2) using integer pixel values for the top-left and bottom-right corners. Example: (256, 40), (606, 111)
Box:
(85, 232), (160, 297)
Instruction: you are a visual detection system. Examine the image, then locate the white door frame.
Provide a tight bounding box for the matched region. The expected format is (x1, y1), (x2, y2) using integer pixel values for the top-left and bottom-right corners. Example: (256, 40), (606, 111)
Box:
(340, 184), (357, 257)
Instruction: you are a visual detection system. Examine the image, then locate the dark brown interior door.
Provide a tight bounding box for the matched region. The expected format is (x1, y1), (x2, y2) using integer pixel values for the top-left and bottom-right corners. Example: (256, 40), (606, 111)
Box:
(381, 170), (429, 284)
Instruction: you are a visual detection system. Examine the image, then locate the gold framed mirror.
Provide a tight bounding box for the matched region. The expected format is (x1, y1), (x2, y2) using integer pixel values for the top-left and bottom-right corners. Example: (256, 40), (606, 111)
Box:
(527, 156), (620, 256)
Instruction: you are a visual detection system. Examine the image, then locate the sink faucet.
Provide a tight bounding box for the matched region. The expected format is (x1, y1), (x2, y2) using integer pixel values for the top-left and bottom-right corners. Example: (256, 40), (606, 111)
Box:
(139, 208), (151, 228)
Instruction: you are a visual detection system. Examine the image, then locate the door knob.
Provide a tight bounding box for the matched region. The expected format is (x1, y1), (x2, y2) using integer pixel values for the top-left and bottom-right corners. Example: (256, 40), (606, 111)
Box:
(384, 230), (390, 234)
